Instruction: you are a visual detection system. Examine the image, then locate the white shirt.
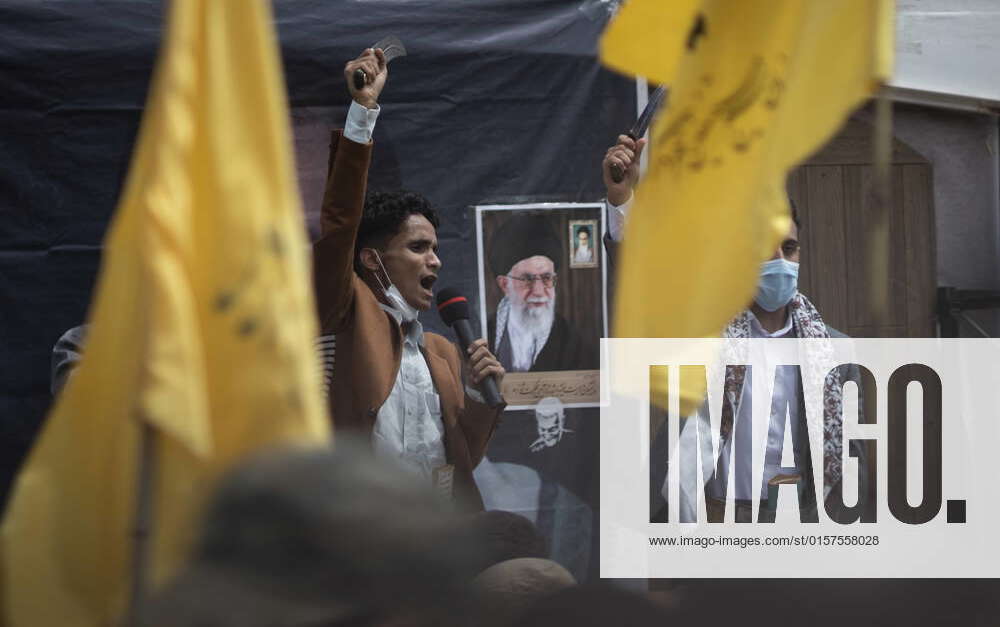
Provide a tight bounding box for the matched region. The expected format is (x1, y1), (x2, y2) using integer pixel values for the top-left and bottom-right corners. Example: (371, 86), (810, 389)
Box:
(706, 311), (806, 501)
(370, 306), (448, 484)
(606, 193), (632, 243)
(343, 100), (380, 144)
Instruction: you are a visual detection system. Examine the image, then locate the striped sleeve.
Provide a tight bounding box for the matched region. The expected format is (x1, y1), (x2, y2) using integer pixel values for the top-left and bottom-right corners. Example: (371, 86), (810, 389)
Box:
(315, 333), (336, 398)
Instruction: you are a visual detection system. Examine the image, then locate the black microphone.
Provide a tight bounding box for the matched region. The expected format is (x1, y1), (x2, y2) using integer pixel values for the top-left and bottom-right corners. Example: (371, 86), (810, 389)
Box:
(436, 287), (504, 408)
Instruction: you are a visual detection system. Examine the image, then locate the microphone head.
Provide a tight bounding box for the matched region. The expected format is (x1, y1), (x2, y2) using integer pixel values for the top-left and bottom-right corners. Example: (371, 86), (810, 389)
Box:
(435, 287), (470, 326)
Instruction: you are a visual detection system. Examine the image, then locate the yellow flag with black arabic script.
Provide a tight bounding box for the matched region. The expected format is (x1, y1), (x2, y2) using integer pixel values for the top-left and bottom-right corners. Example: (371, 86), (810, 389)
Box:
(0, 1), (330, 625)
(601, 0), (893, 413)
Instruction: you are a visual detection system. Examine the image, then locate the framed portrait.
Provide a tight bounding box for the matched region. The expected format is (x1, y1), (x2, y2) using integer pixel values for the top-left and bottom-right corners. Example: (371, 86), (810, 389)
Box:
(568, 219), (599, 268)
(474, 202), (607, 409)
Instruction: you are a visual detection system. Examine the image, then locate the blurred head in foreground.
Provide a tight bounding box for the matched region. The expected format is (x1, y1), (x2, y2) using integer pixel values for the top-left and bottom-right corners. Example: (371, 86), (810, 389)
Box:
(147, 438), (481, 627)
(471, 557), (576, 625)
(464, 509), (547, 576)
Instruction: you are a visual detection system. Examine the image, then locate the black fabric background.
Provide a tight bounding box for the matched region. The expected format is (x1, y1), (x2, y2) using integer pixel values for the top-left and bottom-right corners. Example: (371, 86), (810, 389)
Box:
(476, 406), (599, 580)
(0, 0), (633, 546)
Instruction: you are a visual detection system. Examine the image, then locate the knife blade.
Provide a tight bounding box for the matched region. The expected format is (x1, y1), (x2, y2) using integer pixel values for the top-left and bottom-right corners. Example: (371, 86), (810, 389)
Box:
(610, 85), (668, 183)
(353, 35), (407, 90)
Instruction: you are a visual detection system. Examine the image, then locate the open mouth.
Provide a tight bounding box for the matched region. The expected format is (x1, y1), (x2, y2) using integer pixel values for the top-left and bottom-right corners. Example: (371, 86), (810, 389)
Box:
(420, 275), (437, 291)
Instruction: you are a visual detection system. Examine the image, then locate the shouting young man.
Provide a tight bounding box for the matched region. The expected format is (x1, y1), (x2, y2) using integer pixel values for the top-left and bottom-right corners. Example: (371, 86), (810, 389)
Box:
(313, 48), (506, 509)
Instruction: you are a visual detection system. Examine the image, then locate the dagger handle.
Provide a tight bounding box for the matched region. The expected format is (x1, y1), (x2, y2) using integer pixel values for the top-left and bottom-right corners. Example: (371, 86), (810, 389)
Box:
(609, 163), (625, 184)
(352, 68), (367, 91)
(609, 132), (639, 184)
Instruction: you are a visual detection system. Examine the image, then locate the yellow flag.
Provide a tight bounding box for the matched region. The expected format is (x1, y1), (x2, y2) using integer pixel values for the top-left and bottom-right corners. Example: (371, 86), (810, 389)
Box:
(0, 1), (330, 624)
(601, 0), (893, 412)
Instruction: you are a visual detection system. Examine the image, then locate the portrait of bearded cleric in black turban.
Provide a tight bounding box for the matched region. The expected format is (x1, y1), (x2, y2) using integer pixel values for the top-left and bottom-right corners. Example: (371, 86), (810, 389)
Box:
(475, 205), (606, 407)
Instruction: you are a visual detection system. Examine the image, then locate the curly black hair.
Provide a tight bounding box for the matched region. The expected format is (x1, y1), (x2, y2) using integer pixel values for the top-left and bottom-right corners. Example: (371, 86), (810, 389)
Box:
(354, 190), (440, 273)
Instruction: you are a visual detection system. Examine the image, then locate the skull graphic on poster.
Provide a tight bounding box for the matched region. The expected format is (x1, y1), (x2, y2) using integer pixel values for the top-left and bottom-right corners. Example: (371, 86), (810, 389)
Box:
(530, 397), (573, 452)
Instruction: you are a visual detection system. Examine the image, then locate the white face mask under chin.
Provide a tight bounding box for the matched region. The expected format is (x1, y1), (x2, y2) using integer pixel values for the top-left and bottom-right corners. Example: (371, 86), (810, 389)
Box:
(368, 250), (419, 323)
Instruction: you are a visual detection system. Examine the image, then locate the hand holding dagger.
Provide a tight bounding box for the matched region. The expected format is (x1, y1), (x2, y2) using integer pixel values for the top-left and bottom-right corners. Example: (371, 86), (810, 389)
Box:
(344, 36), (407, 109)
(603, 86), (667, 206)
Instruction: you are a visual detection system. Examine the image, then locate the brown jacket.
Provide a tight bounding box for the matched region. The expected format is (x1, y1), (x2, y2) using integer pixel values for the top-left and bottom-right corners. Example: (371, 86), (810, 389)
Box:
(312, 130), (503, 509)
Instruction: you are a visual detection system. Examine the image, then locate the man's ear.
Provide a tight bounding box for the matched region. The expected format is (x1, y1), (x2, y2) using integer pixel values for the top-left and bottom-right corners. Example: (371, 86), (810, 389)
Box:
(496, 274), (508, 292)
(358, 248), (380, 273)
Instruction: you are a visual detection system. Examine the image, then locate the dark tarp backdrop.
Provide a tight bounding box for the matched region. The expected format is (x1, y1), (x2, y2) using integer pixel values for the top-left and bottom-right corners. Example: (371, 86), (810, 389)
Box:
(0, 0), (632, 580)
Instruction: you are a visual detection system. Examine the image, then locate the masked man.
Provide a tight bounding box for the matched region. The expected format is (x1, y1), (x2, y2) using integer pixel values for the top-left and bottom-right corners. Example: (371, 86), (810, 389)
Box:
(313, 48), (505, 509)
(486, 215), (597, 373)
(602, 135), (868, 524)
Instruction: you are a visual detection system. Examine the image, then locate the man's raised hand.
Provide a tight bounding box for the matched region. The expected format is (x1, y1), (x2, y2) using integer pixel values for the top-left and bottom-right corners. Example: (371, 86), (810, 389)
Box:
(344, 48), (387, 109)
(603, 135), (647, 206)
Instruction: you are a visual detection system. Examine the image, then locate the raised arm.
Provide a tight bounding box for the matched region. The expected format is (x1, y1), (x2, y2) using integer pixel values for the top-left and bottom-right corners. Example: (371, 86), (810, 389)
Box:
(313, 48), (387, 332)
(602, 135), (646, 320)
(602, 134), (646, 244)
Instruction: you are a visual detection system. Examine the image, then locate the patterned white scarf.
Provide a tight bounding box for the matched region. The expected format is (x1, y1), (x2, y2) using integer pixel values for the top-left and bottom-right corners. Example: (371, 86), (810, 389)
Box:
(720, 292), (844, 496)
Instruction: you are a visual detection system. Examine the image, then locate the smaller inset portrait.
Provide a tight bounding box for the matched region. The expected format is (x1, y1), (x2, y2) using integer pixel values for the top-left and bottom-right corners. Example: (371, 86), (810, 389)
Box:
(568, 219), (598, 268)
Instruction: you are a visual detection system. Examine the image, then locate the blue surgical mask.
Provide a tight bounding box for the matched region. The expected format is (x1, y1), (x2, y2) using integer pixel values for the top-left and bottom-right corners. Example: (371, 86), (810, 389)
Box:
(754, 258), (799, 312)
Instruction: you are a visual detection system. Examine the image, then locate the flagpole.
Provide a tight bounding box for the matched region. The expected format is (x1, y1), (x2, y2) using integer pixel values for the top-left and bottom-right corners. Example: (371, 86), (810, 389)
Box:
(125, 420), (157, 626)
(868, 92), (893, 333)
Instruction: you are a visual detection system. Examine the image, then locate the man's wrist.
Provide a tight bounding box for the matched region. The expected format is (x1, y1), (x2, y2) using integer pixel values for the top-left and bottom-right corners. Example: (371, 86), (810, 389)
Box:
(353, 97), (377, 110)
(607, 189), (633, 207)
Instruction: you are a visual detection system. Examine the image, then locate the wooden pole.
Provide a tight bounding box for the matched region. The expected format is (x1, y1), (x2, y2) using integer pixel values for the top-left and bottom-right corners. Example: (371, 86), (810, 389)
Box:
(869, 92), (893, 332)
(124, 421), (157, 627)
